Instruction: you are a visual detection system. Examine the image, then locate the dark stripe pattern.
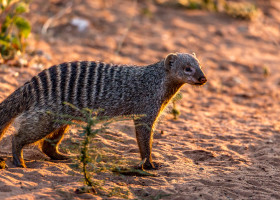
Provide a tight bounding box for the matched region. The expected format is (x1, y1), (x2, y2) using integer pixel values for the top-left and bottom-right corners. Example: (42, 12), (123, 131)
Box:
(27, 61), (136, 110)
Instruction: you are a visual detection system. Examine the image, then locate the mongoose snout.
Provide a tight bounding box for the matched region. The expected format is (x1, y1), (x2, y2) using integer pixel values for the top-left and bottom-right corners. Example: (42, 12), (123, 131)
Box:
(0, 52), (207, 169)
(198, 76), (207, 84)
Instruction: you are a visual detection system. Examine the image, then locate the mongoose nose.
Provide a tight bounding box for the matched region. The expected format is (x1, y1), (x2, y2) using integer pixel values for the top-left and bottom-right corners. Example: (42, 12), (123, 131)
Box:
(198, 76), (207, 83)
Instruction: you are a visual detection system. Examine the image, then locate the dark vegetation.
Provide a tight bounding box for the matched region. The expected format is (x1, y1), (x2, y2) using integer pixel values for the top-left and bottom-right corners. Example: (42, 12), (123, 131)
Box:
(0, 0), (31, 63)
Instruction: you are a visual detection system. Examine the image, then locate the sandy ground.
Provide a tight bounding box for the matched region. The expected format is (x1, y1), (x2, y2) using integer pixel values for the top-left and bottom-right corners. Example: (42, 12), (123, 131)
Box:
(1, 0), (280, 199)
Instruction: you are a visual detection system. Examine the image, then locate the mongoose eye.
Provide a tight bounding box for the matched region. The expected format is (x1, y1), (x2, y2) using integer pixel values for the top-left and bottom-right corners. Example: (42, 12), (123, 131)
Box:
(185, 67), (192, 72)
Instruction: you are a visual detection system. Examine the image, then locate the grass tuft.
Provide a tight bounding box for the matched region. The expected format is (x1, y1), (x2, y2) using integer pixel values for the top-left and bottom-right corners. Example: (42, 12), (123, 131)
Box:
(154, 0), (261, 20)
(225, 1), (260, 20)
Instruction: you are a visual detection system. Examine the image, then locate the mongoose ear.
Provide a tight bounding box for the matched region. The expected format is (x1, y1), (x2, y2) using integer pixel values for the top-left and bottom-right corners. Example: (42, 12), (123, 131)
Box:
(192, 52), (196, 57)
(164, 53), (178, 71)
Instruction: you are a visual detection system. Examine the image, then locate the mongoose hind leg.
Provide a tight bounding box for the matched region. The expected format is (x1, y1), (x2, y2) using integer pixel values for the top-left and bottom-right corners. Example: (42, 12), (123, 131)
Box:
(12, 128), (54, 168)
(12, 138), (26, 168)
(134, 117), (162, 170)
(12, 113), (61, 167)
(41, 125), (70, 160)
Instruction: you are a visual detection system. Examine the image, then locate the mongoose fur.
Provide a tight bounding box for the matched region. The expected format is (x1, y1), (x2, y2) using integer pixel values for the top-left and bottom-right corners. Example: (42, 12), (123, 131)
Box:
(0, 53), (207, 169)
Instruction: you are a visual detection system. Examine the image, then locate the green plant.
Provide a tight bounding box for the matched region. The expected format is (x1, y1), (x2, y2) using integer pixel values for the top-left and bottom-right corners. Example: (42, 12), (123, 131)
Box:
(263, 65), (270, 78)
(225, 1), (260, 20)
(171, 92), (183, 120)
(154, 0), (260, 20)
(154, 0), (223, 11)
(55, 104), (112, 194)
(0, 0), (31, 62)
(54, 103), (150, 197)
(108, 186), (130, 199)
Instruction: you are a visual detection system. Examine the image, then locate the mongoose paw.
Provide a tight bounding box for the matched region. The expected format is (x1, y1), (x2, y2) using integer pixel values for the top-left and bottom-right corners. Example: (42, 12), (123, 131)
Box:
(145, 162), (162, 170)
(12, 158), (26, 168)
(49, 152), (70, 160)
(42, 148), (70, 160)
(137, 161), (162, 170)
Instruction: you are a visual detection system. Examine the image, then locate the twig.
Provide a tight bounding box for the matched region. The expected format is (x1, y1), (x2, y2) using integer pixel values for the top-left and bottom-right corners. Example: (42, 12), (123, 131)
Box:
(41, 1), (73, 35)
(115, 0), (138, 55)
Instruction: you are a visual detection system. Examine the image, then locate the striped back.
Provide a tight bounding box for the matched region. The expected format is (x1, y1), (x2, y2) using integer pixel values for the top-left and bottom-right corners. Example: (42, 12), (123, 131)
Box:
(24, 61), (153, 115)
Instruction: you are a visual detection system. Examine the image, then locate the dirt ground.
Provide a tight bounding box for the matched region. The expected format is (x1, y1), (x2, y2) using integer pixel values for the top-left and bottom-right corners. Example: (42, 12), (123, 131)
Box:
(1, 0), (280, 199)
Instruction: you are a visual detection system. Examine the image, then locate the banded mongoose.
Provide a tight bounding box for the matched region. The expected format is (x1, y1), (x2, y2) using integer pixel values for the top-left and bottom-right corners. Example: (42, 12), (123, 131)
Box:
(0, 53), (207, 169)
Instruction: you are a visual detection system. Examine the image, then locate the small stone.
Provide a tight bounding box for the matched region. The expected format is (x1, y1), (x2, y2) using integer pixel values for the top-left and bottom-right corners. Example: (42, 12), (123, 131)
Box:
(71, 18), (90, 32)
(13, 72), (19, 77)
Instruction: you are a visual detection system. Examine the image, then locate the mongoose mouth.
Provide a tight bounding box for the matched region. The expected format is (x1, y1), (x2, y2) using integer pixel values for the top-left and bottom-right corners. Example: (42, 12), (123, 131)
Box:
(193, 82), (206, 86)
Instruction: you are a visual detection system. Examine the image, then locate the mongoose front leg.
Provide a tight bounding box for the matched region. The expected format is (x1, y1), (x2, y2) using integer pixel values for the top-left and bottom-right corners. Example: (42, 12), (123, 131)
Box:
(41, 125), (70, 160)
(12, 114), (63, 167)
(134, 117), (161, 170)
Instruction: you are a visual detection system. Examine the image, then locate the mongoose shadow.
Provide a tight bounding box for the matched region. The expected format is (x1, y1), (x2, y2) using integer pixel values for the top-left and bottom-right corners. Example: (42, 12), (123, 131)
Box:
(0, 53), (207, 169)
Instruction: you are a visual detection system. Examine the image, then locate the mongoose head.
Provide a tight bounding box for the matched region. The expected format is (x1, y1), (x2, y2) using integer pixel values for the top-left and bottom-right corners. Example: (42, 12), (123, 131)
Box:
(164, 53), (207, 85)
